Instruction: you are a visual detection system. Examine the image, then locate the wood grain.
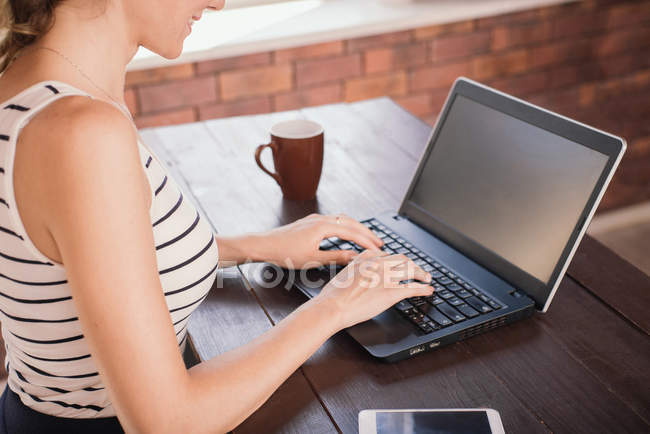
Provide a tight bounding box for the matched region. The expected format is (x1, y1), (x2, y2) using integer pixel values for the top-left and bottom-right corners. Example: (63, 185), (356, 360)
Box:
(568, 235), (650, 334)
(143, 98), (650, 434)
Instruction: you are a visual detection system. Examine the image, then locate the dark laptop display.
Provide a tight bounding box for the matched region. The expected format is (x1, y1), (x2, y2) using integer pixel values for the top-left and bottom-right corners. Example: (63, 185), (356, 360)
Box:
(295, 77), (626, 361)
(406, 94), (609, 307)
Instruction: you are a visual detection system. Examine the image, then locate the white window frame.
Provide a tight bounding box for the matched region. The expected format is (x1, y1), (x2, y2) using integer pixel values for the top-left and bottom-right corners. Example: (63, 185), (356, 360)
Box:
(224, 0), (316, 10)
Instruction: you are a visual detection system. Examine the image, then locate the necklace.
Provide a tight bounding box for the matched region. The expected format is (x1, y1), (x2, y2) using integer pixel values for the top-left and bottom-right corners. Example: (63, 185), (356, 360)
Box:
(29, 46), (133, 122)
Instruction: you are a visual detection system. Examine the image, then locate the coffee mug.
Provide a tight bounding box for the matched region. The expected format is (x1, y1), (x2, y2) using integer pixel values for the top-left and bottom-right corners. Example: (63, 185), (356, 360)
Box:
(255, 119), (324, 200)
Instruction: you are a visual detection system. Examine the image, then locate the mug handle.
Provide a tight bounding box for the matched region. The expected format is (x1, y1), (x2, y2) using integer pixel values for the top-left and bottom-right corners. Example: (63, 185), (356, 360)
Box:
(255, 142), (283, 187)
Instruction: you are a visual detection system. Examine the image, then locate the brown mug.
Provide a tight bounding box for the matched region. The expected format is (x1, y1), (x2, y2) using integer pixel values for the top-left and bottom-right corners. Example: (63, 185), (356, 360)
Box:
(255, 119), (324, 200)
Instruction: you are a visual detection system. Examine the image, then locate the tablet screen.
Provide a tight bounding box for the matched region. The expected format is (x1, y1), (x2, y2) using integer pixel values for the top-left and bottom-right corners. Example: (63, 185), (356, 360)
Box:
(376, 410), (491, 434)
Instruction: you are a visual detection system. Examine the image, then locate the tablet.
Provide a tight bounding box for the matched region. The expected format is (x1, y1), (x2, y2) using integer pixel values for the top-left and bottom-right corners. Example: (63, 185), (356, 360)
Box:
(359, 408), (505, 434)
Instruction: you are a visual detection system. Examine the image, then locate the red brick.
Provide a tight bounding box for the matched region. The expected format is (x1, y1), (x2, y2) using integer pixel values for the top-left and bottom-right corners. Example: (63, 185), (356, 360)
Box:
(594, 27), (650, 57)
(606, 3), (650, 29)
(578, 83), (596, 107)
(491, 21), (553, 51)
(347, 30), (412, 52)
(296, 54), (361, 88)
(198, 97), (271, 120)
(344, 71), (408, 101)
(394, 93), (432, 117)
(273, 84), (342, 111)
(409, 61), (472, 92)
(429, 88), (451, 114)
(134, 108), (196, 129)
(489, 70), (550, 97)
(275, 41), (344, 63)
(124, 88), (138, 115)
(476, 9), (540, 29)
(472, 49), (528, 80)
(220, 64), (293, 101)
(414, 21), (475, 41)
(125, 63), (195, 86)
(528, 39), (591, 71)
(364, 42), (428, 74)
(553, 12), (607, 39)
(431, 31), (491, 62)
(196, 52), (271, 74)
(137, 76), (217, 113)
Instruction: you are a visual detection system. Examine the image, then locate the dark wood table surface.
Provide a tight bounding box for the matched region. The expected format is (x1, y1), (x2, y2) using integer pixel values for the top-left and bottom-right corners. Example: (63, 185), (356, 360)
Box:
(142, 97), (650, 434)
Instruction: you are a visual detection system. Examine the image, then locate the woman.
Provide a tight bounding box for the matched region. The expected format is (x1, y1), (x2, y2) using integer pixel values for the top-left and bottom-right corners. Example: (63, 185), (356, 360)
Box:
(0, 0), (433, 432)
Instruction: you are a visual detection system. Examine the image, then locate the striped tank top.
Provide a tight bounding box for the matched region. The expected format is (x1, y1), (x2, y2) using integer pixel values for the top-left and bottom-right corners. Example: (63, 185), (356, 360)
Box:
(0, 81), (219, 418)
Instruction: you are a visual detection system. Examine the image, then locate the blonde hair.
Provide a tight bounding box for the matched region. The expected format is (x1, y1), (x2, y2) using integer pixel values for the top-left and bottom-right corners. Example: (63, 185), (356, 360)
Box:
(0, 0), (63, 73)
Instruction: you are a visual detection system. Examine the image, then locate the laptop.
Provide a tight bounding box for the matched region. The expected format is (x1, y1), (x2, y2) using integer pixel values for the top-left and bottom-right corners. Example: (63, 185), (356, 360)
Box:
(294, 77), (626, 362)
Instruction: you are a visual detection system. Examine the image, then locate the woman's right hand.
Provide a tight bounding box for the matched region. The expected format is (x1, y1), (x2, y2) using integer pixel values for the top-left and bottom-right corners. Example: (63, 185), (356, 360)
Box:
(315, 250), (435, 330)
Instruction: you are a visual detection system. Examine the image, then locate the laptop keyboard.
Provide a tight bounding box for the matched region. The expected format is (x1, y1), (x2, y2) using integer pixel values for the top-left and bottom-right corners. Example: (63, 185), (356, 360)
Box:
(319, 218), (503, 335)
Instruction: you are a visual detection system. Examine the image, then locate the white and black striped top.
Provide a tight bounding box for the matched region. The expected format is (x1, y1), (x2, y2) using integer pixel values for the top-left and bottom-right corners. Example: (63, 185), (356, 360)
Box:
(0, 81), (219, 418)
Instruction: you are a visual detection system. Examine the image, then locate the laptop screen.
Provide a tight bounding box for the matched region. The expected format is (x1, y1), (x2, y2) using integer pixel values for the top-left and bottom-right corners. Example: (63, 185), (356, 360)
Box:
(406, 94), (609, 286)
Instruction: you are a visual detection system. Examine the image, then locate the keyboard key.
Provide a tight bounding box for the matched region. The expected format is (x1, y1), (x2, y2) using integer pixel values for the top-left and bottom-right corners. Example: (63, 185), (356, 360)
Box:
(397, 237), (406, 244)
(455, 278), (465, 285)
(339, 242), (354, 250)
(382, 246), (395, 254)
(384, 228), (393, 235)
(406, 252), (418, 260)
(428, 296), (444, 305)
(436, 302), (466, 323)
(463, 282), (473, 290)
(465, 296), (492, 313)
(414, 259), (427, 266)
(433, 283), (445, 291)
(446, 272), (456, 279)
(479, 294), (491, 303)
(408, 297), (427, 307)
(418, 322), (435, 333)
(404, 242), (413, 248)
(319, 239), (334, 250)
(457, 289), (473, 299)
(438, 290), (454, 299)
(422, 264), (434, 272)
(388, 242), (400, 249)
(488, 299), (502, 310)
(446, 283), (462, 291)
(410, 247), (421, 254)
(422, 256), (434, 263)
(362, 220), (373, 227)
(448, 297), (464, 306)
(394, 300), (413, 312)
(426, 307), (453, 327)
(377, 224), (387, 231)
(396, 247), (409, 255)
(350, 242), (363, 252)
(432, 262), (441, 268)
(371, 229), (384, 237)
(439, 267), (449, 273)
(471, 288), (481, 296)
(329, 237), (342, 245)
(437, 276), (453, 285)
(456, 303), (480, 318)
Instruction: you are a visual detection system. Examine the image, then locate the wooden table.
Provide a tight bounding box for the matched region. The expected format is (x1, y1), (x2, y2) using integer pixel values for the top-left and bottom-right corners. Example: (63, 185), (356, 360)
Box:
(143, 98), (650, 434)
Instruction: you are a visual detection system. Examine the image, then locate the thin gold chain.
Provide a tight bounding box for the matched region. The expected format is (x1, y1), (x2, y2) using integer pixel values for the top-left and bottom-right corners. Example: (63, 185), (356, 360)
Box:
(28, 46), (134, 122)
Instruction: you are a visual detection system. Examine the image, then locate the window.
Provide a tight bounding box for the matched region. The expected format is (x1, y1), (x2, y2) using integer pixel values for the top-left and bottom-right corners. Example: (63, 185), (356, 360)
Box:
(224, 0), (313, 10)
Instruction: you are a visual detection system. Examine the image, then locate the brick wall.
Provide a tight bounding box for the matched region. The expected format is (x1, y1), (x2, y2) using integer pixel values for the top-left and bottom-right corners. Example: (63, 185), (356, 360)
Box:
(126, 0), (650, 212)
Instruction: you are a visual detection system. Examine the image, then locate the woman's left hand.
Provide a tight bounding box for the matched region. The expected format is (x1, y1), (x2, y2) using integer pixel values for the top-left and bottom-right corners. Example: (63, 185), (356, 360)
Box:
(261, 213), (384, 269)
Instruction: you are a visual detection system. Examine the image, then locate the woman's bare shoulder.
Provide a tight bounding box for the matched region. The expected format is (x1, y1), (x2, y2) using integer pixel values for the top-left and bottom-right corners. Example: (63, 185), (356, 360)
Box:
(15, 94), (150, 247)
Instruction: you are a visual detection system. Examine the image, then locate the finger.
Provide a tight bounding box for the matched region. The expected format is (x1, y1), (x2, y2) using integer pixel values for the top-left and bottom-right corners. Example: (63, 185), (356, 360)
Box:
(317, 248), (358, 266)
(391, 260), (432, 283)
(322, 223), (381, 252)
(335, 214), (384, 247)
(395, 282), (435, 299)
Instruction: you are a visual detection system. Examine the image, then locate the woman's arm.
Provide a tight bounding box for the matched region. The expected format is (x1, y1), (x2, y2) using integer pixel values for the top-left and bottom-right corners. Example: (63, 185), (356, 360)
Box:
(34, 98), (432, 433)
(215, 215), (384, 269)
